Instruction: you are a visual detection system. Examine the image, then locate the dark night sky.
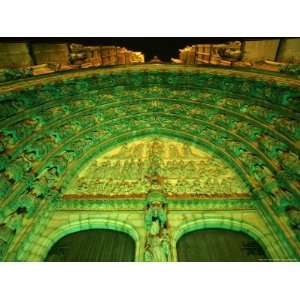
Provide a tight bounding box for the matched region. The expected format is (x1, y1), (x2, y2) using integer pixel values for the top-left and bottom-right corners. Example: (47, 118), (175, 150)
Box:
(1, 37), (281, 62)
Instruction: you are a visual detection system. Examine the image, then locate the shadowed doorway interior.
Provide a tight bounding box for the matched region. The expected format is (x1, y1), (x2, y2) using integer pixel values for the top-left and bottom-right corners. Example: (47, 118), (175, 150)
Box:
(45, 229), (136, 262)
(177, 229), (268, 262)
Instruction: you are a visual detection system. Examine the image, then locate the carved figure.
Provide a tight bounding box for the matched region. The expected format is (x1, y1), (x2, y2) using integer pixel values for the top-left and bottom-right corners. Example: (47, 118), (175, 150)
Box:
(227, 140), (247, 157)
(274, 117), (300, 139)
(144, 194), (167, 232)
(286, 207), (300, 241)
(259, 134), (288, 160)
(30, 177), (50, 198)
(280, 152), (300, 180)
(0, 176), (11, 198)
(24, 139), (52, 161)
(143, 192), (171, 262)
(0, 155), (9, 171)
(144, 233), (170, 262)
(0, 207), (27, 261)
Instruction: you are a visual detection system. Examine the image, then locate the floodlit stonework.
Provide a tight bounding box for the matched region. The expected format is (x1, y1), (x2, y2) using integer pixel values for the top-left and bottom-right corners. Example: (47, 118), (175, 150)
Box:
(0, 63), (299, 261)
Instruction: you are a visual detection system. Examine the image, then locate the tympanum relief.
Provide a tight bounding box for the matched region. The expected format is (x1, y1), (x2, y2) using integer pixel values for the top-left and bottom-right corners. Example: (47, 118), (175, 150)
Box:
(65, 137), (249, 198)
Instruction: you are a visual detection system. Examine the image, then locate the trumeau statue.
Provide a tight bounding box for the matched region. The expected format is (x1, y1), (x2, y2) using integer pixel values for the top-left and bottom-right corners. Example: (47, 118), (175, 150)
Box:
(143, 192), (171, 262)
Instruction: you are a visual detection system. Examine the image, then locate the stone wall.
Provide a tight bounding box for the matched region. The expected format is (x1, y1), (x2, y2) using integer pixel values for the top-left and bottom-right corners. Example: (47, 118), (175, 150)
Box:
(175, 39), (300, 67)
(277, 38), (300, 63)
(31, 43), (70, 65)
(4, 206), (293, 261)
(0, 42), (33, 68)
(177, 41), (243, 66)
(242, 39), (280, 62)
(0, 42), (145, 81)
(69, 44), (144, 67)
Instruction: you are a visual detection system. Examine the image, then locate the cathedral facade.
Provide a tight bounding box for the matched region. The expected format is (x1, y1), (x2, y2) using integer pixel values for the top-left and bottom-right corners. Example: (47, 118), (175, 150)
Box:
(0, 52), (299, 261)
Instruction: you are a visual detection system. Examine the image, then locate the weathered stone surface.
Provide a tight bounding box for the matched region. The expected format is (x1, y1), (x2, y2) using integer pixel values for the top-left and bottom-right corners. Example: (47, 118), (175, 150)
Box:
(0, 43), (33, 68)
(0, 65), (299, 261)
(31, 43), (70, 65)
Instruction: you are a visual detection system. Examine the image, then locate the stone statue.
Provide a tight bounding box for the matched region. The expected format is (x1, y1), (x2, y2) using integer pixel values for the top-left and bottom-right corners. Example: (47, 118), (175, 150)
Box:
(160, 228), (171, 261)
(259, 134), (288, 160)
(280, 151), (300, 180)
(262, 175), (293, 209)
(144, 197), (167, 232)
(286, 207), (300, 241)
(144, 233), (170, 262)
(0, 207), (27, 261)
(0, 175), (11, 198)
(143, 192), (171, 262)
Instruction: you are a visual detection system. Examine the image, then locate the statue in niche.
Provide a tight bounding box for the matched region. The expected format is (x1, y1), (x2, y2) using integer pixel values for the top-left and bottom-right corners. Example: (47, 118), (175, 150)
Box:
(182, 144), (198, 160)
(42, 167), (59, 186)
(274, 117), (299, 137)
(61, 149), (78, 162)
(174, 160), (184, 177)
(185, 161), (197, 177)
(279, 151), (300, 180)
(0, 140), (6, 153)
(122, 160), (132, 179)
(131, 159), (141, 179)
(143, 192), (171, 262)
(168, 144), (181, 160)
(164, 161), (173, 177)
(24, 139), (52, 162)
(262, 176), (291, 208)
(0, 155), (9, 172)
(112, 161), (123, 180)
(132, 143), (144, 158)
(0, 207), (27, 261)
(100, 161), (111, 178)
(259, 134), (288, 160)
(4, 161), (26, 182)
(136, 159), (145, 178)
(227, 140), (247, 157)
(286, 207), (300, 241)
(249, 105), (277, 123)
(0, 176), (11, 198)
(241, 152), (261, 169)
(236, 122), (264, 141)
(30, 176), (50, 198)
(0, 129), (19, 149)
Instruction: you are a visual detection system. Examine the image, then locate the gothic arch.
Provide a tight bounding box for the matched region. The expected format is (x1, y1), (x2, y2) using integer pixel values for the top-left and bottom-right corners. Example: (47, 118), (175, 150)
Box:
(0, 65), (299, 261)
(172, 217), (291, 261)
(14, 217), (141, 261)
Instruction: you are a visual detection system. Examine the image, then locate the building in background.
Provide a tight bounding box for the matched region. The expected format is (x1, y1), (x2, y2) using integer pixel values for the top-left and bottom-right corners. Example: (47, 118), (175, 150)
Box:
(0, 41), (145, 80)
(172, 38), (300, 71)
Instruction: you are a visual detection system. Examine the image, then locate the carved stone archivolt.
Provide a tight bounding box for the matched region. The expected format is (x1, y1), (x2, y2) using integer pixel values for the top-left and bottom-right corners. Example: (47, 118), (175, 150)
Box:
(0, 64), (299, 261)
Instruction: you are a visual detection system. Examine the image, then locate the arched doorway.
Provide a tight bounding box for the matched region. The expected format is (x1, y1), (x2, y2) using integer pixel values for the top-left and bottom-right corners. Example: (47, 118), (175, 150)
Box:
(45, 229), (136, 262)
(177, 229), (268, 262)
(1, 64), (299, 262)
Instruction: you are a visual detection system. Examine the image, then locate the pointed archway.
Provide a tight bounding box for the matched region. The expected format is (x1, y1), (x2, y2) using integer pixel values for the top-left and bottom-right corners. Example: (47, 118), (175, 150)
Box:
(45, 229), (136, 262)
(177, 229), (268, 262)
(0, 64), (299, 261)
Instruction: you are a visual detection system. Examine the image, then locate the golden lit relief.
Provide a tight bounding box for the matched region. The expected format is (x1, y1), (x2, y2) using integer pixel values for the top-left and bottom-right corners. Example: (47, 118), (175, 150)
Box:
(65, 137), (249, 198)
